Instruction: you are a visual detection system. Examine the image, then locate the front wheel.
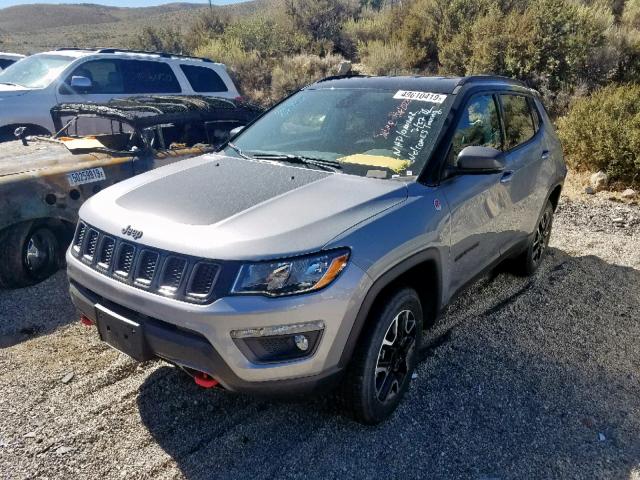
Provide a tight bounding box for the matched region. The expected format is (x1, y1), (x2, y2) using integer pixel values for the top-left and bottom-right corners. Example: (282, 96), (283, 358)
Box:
(336, 288), (423, 424)
(0, 222), (62, 288)
(513, 200), (555, 276)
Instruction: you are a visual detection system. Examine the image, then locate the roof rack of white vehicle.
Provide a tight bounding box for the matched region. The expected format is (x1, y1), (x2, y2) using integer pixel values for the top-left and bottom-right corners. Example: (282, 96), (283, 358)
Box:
(55, 47), (214, 63)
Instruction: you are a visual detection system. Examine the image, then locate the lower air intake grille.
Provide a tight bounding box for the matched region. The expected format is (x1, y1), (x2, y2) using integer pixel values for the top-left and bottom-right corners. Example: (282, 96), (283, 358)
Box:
(71, 222), (219, 303)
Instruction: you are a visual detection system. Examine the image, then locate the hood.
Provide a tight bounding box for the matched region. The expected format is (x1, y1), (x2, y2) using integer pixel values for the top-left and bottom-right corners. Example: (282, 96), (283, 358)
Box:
(0, 140), (106, 178)
(80, 154), (408, 260)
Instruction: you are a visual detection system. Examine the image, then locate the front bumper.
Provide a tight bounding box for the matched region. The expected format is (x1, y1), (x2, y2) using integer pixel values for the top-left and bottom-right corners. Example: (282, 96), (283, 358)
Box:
(67, 249), (372, 394)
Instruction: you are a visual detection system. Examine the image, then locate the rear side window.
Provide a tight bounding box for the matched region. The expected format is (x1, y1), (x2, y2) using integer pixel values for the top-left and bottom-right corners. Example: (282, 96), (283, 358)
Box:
(500, 94), (536, 149)
(0, 59), (16, 70)
(121, 60), (181, 94)
(449, 94), (502, 165)
(180, 64), (228, 92)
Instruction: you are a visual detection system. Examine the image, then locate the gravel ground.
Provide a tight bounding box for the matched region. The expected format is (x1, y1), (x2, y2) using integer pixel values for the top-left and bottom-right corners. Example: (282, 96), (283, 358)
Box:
(1, 195), (639, 480)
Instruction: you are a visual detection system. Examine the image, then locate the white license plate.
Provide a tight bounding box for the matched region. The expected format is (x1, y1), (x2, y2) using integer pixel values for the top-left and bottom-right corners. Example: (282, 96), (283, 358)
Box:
(67, 167), (106, 186)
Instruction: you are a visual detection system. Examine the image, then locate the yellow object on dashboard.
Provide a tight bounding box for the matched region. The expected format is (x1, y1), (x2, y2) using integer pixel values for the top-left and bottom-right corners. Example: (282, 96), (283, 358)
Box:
(338, 153), (410, 173)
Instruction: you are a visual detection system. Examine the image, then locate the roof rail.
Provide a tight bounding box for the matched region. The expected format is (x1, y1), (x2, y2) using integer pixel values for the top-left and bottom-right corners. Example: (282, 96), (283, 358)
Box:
(456, 75), (527, 87)
(56, 47), (213, 63)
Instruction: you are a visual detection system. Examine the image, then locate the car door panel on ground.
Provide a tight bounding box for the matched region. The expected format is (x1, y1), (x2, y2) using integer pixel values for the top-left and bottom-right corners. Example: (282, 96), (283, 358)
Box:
(441, 93), (510, 294)
(498, 93), (552, 248)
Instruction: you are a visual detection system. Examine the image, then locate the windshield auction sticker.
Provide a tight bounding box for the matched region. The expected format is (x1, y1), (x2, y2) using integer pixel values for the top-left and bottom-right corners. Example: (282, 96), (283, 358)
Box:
(393, 90), (447, 104)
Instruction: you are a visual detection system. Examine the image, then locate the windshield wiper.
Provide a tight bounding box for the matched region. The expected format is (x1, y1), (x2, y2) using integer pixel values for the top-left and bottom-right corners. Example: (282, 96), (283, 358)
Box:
(227, 142), (254, 160)
(0, 82), (21, 87)
(249, 152), (342, 172)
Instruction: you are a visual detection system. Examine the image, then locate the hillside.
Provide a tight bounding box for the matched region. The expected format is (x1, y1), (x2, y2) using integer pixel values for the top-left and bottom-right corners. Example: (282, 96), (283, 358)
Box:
(0, 2), (258, 54)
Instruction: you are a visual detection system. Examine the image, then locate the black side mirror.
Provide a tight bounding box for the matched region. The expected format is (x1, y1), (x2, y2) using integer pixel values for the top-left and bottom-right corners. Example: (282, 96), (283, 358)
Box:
(456, 146), (505, 174)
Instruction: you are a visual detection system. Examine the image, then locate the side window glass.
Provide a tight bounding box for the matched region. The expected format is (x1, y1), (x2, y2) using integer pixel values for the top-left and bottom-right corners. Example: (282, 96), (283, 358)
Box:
(180, 64), (228, 92)
(501, 94), (536, 149)
(449, 95), (502, 165)
(121, 60), (181, 94)
(63, 60), (123, 95)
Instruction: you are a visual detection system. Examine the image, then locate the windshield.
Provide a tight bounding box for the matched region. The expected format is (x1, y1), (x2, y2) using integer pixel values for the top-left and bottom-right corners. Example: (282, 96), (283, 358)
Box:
(0, 55), (74, 89)
(224, 88), (453, 179)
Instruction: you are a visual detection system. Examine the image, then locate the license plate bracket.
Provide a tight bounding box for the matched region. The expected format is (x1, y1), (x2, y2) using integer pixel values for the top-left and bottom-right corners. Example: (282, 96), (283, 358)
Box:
(96, 305), (152, 361)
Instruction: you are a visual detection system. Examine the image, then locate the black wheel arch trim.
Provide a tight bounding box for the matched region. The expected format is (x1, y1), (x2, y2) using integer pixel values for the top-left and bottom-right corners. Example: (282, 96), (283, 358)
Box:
(338, 248), (442, 368)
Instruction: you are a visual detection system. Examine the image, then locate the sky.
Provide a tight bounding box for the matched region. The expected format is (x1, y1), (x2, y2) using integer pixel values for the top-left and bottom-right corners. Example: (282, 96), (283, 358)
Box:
(0, 0), (243, 7)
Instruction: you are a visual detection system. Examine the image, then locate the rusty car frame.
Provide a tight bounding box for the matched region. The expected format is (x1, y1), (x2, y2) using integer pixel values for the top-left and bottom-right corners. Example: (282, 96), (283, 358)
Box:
(0, 95), (262, 288)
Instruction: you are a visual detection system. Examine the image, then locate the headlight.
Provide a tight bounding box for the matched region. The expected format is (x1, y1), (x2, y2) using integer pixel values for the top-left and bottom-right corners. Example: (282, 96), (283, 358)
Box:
(232, 249), (350, 296)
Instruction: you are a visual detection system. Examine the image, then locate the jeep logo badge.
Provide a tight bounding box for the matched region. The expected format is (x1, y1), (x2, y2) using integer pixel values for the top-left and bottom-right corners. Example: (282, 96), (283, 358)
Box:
(122, 225), (143, 240)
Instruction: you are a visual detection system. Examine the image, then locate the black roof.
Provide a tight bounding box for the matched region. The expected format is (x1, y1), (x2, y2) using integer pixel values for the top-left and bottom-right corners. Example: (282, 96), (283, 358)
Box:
(51, 95), (262, 130)
(309, 75), (529, 94)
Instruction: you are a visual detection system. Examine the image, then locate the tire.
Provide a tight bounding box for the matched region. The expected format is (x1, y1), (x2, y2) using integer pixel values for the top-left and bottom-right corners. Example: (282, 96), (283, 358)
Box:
(336, 288), (423, 425)
(513, 200), (555, 276)
(0, 221), (61, 288)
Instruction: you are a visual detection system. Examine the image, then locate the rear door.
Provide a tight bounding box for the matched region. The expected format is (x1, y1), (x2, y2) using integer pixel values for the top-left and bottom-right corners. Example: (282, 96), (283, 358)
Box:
(497, 93), (548, 250)
(440, 93), (510, 293)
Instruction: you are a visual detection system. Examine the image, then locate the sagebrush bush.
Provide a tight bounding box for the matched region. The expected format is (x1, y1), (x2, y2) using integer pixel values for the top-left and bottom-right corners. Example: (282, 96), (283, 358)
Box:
(195, 38), (272, 103)
(270, 54), (343, 100)
(358, 40), (410, 75)
(557, 84), (640, 183)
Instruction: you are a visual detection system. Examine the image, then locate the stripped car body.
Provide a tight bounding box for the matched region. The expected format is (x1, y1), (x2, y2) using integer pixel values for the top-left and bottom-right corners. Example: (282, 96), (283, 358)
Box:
(0, 95), (262, 288)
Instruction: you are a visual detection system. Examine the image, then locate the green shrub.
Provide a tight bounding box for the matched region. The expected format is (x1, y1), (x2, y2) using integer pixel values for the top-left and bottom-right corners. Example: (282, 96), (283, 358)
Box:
(557, 84), (640, 183)
(358, 40), (410, 75)
(270, 54), (343, 100)
(195, 38), (272, 103)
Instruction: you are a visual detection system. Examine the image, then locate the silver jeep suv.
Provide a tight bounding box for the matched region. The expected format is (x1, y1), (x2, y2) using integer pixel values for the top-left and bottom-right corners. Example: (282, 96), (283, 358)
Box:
(67, 75), (566, 424)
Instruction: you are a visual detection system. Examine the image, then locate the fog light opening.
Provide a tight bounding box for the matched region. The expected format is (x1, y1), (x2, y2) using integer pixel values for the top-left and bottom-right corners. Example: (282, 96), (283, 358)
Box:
(294, 334), (309, 351)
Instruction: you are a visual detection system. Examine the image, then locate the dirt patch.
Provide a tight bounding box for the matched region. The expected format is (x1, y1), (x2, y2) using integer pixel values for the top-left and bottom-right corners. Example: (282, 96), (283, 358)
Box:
(1, 195), (639, 479)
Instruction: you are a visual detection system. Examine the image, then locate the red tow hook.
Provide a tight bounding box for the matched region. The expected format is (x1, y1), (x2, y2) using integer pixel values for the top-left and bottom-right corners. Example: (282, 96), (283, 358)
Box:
(80, 315), (94, 326)
(194, 372), (219, 389)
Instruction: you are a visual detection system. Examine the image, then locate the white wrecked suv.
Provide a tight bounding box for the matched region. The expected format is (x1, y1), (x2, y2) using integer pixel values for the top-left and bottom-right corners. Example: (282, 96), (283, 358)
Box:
(67, 75), (566, 424)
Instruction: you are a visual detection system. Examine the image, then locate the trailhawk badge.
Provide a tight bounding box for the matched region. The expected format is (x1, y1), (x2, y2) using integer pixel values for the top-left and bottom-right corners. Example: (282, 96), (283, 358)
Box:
(122, 225), (143, 240)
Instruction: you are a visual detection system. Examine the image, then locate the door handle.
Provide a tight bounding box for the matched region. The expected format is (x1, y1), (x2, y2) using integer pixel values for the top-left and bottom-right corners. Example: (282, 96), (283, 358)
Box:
(541, 150), (550, 160)
(500, 170), (514, 183)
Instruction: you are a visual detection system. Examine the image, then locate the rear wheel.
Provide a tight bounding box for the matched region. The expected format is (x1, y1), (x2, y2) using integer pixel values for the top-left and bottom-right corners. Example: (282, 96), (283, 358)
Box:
(513, 200), (554, 276)
(0, 221), (62, 288)
(336, 288), (423, 424)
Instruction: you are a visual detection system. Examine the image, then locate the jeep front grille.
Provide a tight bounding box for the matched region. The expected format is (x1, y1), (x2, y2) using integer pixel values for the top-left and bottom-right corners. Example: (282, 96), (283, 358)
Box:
(97, 236), (115, 269)
(188, 262), (219, 299)
(71, 222), (219, 304)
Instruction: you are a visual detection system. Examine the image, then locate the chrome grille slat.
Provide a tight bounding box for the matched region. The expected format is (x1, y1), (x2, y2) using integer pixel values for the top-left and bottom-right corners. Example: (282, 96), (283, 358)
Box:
(72, 222), (218, 303)
(135, 250), (159, 286)
(187, 262), (219, 298)
(159, 257), (187, 295)
(84, 229), (99, 261)
(97, 236), (115, 269)
(114, 243), (136, 277)
(72, 222), (87, 253)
